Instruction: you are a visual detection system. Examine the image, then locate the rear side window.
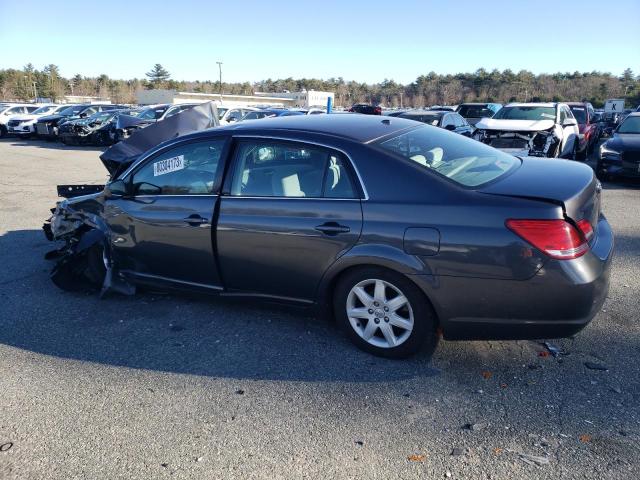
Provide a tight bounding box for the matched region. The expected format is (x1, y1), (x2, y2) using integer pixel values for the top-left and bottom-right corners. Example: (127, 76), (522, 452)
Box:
(230, 140), (357, 198)
(377, 126), (520, 188)
(131, 140), (226, 195)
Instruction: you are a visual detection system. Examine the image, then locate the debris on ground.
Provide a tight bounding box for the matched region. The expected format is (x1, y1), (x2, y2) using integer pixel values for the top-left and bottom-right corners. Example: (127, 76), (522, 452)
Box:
(355, 440), (364, 446)
(518, 453), (550, 466)
(463, 423), (486, 432)
(445, 471), (452, 478)
(611, 387), (622, 394)
(584, 362), (609, 371)
(0, 442), (13, 452)
(407, 454), (426, 462)
(541, 341), (565, 357)
(579, 434), (592, 443)
(451, 447), (465, 456)
(481, 371), (492, 379)
(235, 389), (245, 395)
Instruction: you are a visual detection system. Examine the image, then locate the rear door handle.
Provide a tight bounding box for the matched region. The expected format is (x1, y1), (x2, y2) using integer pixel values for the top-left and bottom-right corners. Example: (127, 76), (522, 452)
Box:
(183, 214), (208, 226)
(315, 222), (350, 235)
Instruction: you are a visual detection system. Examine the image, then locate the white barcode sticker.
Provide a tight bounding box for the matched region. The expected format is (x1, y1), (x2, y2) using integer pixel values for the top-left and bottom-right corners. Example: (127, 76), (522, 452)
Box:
(154, 155), (184, 176)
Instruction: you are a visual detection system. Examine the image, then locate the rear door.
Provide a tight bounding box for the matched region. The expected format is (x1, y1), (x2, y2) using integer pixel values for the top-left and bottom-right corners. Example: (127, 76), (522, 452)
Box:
(105, 138), (228, 288)
(216, 137), (363, 302)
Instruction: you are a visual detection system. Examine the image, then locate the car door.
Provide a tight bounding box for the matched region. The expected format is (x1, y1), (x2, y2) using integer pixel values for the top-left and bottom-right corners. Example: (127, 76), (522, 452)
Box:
(105, 137), (229, 289)
(560, 106), (578, 156)
(216, 137), (363, 302)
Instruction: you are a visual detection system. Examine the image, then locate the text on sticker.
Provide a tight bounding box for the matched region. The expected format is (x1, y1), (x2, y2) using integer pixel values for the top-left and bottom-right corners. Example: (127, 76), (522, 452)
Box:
(154, 155), (184, 176)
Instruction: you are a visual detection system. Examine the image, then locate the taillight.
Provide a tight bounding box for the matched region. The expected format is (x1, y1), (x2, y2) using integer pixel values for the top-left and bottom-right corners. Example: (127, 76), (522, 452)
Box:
(374, 107), (382, 115)
(506, 219), (589, 260)
(576, 219), (594, 241)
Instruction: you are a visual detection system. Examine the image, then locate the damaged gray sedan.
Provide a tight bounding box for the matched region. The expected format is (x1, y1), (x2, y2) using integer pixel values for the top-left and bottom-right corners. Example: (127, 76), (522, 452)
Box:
(43, 112), (613, 359)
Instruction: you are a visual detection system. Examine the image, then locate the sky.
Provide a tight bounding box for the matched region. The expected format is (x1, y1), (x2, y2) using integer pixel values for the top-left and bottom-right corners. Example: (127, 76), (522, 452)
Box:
(1, 0), (638, 84)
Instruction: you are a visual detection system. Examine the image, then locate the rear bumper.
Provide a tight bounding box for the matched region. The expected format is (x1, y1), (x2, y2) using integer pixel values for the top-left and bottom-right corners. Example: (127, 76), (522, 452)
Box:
(412, 216), (614, 340)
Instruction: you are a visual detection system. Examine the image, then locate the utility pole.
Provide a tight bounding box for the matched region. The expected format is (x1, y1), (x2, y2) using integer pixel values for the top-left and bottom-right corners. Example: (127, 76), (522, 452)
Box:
(216, 61), (223, 98)
(32, 81), (38, 102)
(399, 91), (403, 109)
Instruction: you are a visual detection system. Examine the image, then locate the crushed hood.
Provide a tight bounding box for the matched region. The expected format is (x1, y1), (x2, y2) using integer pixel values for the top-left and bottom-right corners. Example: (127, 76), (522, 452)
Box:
(114, 113), (152, 131)
(99, 101), (219, 177)
(475, 117), (555, 132)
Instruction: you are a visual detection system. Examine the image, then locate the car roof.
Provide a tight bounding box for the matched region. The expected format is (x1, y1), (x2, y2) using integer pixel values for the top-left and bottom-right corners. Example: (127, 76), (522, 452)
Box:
(202, 113), (420, 143)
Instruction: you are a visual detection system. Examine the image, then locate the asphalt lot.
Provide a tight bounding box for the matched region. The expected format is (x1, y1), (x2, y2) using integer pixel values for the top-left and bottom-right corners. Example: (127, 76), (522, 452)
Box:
(0, 137), (639, 480)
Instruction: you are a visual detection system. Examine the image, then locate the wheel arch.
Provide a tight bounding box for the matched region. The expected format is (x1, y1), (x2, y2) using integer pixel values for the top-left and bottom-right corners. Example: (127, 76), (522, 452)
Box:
(316, 249), (441, 327)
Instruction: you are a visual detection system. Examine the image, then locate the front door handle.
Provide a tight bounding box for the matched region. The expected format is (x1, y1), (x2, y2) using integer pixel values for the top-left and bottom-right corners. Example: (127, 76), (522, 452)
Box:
(315, 222), (350, 235)
(183, 214), (208, 226)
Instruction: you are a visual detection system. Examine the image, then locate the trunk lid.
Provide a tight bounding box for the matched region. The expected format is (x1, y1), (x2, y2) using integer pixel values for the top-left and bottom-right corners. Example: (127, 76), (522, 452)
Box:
(480, 157), (601, 236)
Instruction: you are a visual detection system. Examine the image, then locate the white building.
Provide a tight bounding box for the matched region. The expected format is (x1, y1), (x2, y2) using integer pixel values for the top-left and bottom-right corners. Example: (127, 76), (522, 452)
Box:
(135, 89), (334, 109)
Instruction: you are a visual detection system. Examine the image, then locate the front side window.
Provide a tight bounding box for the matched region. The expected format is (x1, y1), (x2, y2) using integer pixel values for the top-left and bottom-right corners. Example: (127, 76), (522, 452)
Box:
(230, 140), (357, 198)
(377, 125), (520, 188)
(131, 140), (226, 195)
(570, 107), (586, 124)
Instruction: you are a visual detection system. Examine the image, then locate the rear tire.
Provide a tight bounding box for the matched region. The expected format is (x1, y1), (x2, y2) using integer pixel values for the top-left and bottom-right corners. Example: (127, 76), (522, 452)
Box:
(333, 266), (438, 359)
(0, 125), (7, 138)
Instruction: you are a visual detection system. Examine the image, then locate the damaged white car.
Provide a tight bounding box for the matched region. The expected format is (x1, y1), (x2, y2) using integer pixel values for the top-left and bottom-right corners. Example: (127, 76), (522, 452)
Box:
(474, 103), (580, 159)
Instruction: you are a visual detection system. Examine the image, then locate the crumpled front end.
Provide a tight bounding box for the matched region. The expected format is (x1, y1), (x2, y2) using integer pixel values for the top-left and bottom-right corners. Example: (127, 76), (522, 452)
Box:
(43, 198), (134, 296)
(474, 127), (561, 157)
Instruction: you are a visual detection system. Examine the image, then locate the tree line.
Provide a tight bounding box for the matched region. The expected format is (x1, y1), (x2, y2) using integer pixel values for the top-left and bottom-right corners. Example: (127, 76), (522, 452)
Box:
(1, 63), (638, 108)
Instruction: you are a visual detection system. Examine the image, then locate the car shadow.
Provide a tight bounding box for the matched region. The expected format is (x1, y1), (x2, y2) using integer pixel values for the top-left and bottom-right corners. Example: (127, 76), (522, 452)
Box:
(0, 228), (440, 383)
(0, 228), (637, 389)
(0, 136), (107, 152)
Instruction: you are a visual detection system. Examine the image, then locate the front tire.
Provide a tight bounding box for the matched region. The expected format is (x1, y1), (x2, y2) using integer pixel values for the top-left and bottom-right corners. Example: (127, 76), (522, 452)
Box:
(333, 267), (438, 359)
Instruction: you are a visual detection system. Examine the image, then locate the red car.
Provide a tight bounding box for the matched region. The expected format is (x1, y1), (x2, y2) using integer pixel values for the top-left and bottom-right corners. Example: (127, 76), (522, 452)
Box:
(567, 102), (601, 159)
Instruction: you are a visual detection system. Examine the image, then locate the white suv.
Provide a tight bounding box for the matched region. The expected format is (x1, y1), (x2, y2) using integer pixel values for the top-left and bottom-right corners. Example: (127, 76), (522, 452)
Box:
(474, 102), (580, 158)
(6, 104), (66, 137)
(0, 104), (40, 137)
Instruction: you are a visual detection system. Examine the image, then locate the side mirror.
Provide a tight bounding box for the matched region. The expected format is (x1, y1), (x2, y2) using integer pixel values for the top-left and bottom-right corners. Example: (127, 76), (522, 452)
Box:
(227, 117), (238, 123)
(562, 117), (578, 127)
(79, 112), (88, 118)
(105, 179), (128, 198)
(444, 124), (456, 131)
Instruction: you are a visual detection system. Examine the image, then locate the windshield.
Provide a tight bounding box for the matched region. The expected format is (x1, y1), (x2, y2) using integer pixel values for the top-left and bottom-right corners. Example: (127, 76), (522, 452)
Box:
(492, 106), (556, 121)
(137, 106), (168, 120)
(58, 105), (86, 116)
(217, 107), (229, 119)
(457, 105), (495, 118)
(88, 112), (113, 122)
(569, 107), (586, 124)
(399, 113), (441, 125)
(243, 111), (276, 121)
(377, 125), (520, 188)
(617, 116), (640, 134)
(31, 105), (56, 115)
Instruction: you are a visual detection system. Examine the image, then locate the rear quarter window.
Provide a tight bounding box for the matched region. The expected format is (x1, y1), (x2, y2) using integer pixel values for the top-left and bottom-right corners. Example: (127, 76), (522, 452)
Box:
(377, 126), (520, 188)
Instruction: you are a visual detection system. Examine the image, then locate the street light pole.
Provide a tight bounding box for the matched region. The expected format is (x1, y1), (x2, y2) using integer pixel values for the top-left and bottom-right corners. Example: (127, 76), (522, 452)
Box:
(216, 61), (223, 98)
(32, 81), (38, 102)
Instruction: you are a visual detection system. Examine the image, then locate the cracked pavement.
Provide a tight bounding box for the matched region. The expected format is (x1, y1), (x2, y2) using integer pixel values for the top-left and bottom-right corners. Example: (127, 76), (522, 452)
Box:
(0, 138), (638, 479)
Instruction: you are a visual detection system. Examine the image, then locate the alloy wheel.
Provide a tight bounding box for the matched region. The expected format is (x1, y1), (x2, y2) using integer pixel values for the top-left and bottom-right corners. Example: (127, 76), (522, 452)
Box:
(346, 278), (414, 349)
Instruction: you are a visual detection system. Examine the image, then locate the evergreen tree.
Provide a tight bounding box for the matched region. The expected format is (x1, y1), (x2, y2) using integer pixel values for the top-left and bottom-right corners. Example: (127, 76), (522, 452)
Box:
(145, 64), (170, 89)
